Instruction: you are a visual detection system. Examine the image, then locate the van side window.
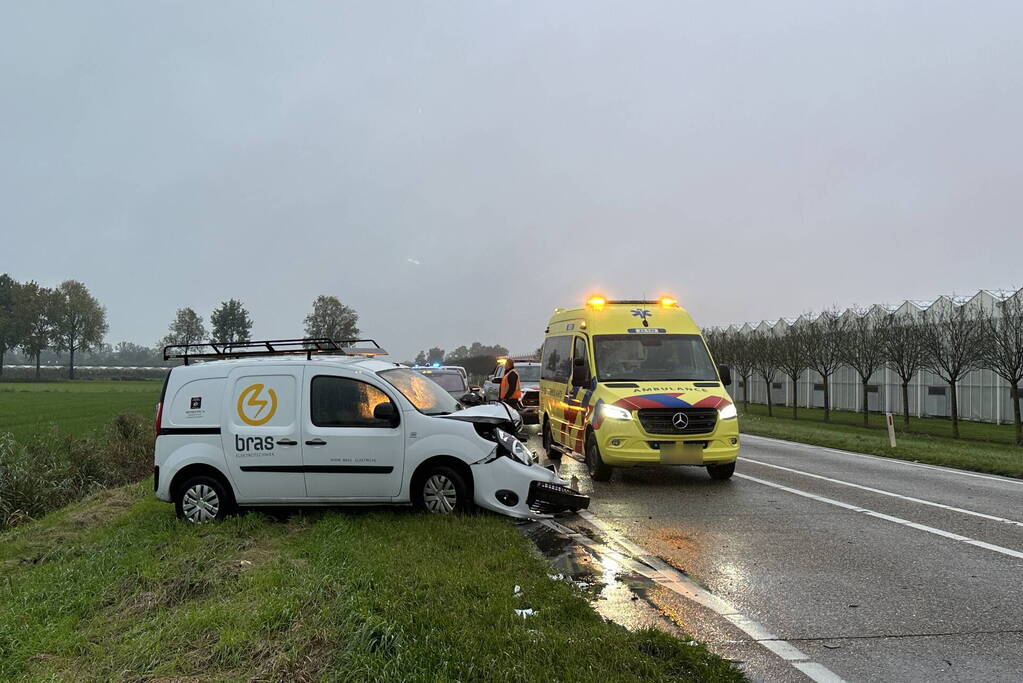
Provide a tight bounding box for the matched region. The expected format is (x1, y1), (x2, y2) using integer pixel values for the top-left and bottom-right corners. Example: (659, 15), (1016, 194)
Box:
(541, 336), (572, 383)
(573, 337), (590, 379)
(311, 376), (397, 428)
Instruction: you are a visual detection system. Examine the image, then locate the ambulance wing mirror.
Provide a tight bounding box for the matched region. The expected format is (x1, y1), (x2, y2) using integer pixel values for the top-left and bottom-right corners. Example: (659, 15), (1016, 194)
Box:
(718, 364), (732, 387)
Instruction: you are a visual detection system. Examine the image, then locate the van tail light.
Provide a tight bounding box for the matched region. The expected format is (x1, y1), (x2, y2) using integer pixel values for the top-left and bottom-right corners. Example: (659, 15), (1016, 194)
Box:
(154, 402), (163, 437)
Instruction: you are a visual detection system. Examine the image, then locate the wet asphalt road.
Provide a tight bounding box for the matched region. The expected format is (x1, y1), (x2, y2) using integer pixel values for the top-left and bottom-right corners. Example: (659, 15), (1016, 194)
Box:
(526, 428), (1023, 682)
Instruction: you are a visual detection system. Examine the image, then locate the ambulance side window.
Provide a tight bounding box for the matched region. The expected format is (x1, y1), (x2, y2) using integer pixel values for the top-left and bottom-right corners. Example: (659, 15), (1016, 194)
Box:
(572, 337), (590, 380)
(542, 336), (572, 383)
(311, 376), (397, 428)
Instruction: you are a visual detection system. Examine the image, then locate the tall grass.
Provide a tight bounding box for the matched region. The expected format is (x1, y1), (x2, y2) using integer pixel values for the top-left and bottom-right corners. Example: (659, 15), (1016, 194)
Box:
(0, 414), (154, 529)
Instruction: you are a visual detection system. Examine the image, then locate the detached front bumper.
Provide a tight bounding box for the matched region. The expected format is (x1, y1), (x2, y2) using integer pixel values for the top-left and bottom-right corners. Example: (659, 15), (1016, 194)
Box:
(526, 480), (589, 514)
(471, 456), (589, 519)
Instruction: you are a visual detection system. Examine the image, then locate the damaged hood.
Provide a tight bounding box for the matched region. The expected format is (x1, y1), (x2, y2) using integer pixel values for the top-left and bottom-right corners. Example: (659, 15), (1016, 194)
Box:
(441, 403), (522, 427)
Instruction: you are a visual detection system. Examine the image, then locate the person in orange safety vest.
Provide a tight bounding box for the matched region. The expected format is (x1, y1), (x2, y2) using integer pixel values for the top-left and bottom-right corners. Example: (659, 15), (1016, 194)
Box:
(500, 359), (523, 410)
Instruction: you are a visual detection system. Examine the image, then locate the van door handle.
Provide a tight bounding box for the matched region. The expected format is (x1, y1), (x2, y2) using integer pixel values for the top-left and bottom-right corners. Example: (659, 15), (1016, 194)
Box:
(276, 438), (298, 446)
(305, 438), (327, 446)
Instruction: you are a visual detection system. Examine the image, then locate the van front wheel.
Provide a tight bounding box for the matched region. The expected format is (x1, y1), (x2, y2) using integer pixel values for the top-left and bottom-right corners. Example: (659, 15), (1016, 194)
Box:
(414, 466), (473, 515)
(585, 433), (613, 482)
(175, 475), (233, 523)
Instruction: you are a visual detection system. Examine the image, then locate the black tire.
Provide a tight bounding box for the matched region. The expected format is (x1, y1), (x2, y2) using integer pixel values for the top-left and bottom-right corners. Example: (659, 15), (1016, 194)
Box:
(542, 419), (562, 461)
(174, 475), (234, 523)
(585, 432), (613, 482)
(413, 465), (474, 515)
(707, 462), (736, 480)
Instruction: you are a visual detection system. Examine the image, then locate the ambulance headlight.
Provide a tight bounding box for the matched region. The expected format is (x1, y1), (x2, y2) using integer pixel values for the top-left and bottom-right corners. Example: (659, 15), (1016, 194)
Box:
(718, 404), (737, 420)
(494, 428), (534, 466)
(600, 404), (633, 421)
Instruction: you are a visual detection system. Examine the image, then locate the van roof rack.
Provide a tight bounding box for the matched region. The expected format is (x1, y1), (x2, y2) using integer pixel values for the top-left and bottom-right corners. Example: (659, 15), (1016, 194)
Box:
(163, 338), (387, 364)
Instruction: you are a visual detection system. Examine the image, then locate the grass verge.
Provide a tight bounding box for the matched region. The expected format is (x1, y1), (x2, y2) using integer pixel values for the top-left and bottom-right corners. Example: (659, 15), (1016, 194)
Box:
(0, 484), (742, 682)
(739, 407), (1023, 478)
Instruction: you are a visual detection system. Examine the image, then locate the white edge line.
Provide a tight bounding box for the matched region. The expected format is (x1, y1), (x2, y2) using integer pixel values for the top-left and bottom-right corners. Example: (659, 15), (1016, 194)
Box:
(742, 434), (1023, 486)
(742, 457), (1023, 528)
(735, 473), (1023, 561)
(575, 510), (848, 683)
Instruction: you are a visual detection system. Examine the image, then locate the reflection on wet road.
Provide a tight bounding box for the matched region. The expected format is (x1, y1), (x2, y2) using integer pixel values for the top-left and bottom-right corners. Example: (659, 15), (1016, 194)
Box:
(523, 427), (1023, 683)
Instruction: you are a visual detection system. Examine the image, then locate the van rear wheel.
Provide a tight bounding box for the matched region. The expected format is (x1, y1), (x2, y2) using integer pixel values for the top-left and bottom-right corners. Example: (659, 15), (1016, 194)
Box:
(175, 475), (233, 523)
(585, 433), (613, 482)
(414, 466), (473, 515)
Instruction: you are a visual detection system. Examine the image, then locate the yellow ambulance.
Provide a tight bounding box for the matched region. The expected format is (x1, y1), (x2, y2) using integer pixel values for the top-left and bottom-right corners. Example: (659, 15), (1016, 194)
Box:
(539, 296), (739, 481)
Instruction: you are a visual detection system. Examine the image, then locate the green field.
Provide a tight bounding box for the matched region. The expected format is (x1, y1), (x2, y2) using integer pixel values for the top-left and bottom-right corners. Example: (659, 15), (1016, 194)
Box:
(739, 405), (1023, 478)
(0, 483), (741, 682)
(0, 380), (162, 444)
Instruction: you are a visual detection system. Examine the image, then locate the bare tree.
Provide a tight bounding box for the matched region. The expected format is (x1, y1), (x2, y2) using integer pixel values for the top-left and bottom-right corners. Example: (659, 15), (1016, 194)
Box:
(706, 329), (757, 410)
(841, 309), (886, 426)
(776, 324), (810, 419)
(805, 309), (847, 422)
(979, 293), (1023, 446)
(920, 302), (983, 439)
(162, 307), (206, 347)
(750, 332), (780, 417)
(48, 280), (108, 380)
(880, 313), (926, 427)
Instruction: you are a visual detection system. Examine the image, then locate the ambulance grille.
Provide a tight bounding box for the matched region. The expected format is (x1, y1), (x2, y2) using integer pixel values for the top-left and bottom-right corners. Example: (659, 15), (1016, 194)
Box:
(637, 408), (718, 435)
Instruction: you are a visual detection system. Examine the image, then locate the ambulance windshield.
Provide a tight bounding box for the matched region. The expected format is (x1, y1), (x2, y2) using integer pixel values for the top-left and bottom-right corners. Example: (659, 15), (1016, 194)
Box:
(593, 334), (718, 382)
(381, 368), (461, 415)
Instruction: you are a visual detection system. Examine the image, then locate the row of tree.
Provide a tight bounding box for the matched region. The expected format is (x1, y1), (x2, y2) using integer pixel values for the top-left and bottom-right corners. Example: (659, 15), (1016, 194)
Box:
(0, 276), (108, 379)
(162, 295), (360, 348)
(0, 272), (364, 378)
(705, 295), (1023, 446)
(410, 342), (511, 382)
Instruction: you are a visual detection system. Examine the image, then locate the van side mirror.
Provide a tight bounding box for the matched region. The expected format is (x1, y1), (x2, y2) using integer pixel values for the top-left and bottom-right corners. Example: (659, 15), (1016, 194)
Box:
(373, 402), (399, 427)
(718, 364), (732, 387)
(571, 364), (589, 388)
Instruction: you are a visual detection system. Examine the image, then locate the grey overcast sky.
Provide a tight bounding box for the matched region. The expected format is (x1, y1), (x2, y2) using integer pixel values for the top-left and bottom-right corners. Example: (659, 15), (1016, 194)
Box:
(3, 1), (1022, 361)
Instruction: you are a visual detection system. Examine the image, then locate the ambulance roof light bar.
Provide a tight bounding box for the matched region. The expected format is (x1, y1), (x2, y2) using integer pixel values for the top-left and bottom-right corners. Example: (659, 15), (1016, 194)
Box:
(163, 338), (388, 364)
(584, 295), (678, 309)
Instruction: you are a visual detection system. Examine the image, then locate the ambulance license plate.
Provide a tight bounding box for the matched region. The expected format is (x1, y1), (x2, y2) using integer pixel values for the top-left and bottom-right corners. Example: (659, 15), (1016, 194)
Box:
(659, 442), (704, 465)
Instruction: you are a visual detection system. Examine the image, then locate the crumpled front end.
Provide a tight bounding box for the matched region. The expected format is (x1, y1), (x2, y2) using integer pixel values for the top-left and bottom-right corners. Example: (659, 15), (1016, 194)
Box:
(471, 455), (588, 519)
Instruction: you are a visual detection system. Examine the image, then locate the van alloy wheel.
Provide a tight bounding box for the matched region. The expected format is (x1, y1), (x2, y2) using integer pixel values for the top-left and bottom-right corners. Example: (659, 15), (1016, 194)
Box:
(423, 474), (458, 513)
(182, 484), (220, 523)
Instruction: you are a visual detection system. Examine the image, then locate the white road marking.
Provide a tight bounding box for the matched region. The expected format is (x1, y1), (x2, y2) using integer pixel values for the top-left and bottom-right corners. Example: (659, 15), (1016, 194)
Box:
(574, 510), (849, 683)
(742, 457), (1023, 528)
(736, 473), (1023, 561)
(743, 434), (1023, 486)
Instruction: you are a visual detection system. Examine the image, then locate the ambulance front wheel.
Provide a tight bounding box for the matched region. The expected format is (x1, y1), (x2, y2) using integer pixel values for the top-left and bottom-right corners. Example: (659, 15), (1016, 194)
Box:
(707, 462), (735, 480)
(541, 419), (561, 461)
(585, 432), (613, 482)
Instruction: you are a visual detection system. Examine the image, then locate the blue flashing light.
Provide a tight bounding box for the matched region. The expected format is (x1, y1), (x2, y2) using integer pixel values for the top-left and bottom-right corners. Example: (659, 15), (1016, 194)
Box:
(432, 362), (441, 367)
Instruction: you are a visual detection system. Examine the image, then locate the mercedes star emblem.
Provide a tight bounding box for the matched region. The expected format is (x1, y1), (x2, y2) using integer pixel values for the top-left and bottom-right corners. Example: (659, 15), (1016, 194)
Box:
(672, 412), (689, 430)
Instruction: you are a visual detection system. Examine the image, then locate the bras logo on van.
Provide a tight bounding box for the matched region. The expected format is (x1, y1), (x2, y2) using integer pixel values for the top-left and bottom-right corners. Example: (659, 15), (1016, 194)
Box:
(237, 383), (278, 426)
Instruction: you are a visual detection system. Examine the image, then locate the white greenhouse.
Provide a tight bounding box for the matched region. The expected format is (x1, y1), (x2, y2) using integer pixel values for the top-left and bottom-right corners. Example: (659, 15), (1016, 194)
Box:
(721, 288), (1022, 424)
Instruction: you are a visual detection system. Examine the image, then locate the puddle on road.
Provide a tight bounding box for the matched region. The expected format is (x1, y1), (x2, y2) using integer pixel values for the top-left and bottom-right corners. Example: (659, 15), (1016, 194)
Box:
(519, 521), (681, 632)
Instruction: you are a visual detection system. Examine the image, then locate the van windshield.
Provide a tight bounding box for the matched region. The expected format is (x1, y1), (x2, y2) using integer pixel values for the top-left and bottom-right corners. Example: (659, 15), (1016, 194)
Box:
(381, 368), (461, 415)
(593, 334), (718, 382)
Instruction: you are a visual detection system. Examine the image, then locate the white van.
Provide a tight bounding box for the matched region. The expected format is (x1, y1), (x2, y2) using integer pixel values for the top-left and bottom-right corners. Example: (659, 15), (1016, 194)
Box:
(154, 339), (587, 523)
